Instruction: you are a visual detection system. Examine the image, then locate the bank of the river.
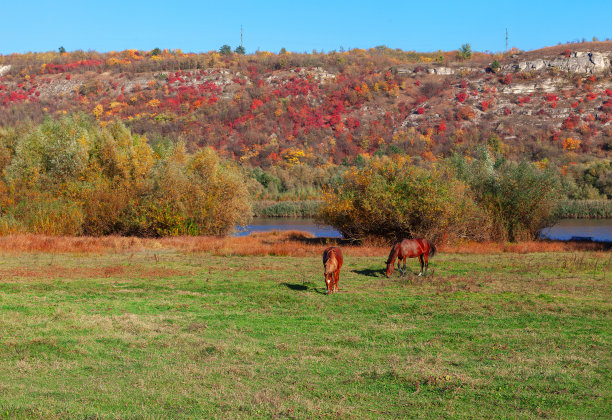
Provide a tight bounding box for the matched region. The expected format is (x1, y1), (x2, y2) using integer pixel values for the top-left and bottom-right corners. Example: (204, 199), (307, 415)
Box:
(238, 217), (612, 243)
(254, 199), (612, 219)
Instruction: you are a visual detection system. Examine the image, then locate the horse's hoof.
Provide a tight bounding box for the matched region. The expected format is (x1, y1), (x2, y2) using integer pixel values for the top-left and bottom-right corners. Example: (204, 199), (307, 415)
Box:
(418, 273), (422, 277)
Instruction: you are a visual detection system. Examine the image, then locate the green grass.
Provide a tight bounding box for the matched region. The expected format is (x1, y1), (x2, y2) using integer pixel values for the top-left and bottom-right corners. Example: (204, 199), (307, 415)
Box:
(0, 250), (610, 418)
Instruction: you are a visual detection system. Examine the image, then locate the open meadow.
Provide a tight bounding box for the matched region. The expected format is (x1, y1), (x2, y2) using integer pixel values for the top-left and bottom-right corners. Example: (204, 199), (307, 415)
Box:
(0, 234), (610, 418)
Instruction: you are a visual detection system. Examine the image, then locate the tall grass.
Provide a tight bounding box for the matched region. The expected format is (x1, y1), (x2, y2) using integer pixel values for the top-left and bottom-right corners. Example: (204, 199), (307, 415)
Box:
(554, 199), (612, 219)
(252, 200), (322, 217)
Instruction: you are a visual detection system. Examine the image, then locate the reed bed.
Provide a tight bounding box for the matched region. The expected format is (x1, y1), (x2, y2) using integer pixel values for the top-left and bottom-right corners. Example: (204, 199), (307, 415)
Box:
(554, 199), (612, 219)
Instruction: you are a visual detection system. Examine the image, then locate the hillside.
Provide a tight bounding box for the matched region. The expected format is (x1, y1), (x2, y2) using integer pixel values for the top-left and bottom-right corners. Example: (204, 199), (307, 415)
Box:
(0, 43), (610, 198)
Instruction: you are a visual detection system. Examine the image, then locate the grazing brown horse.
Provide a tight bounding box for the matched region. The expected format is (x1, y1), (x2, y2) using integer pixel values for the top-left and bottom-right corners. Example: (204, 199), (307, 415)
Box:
(386, 238), (436, 277)
(323, 246), (343, 294)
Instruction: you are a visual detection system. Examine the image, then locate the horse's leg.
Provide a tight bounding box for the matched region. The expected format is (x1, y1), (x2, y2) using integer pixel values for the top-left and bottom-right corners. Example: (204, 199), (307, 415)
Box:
(334, 271), (339, 292)
(418, 255), (424, 276)
(424, 253), (429, 275)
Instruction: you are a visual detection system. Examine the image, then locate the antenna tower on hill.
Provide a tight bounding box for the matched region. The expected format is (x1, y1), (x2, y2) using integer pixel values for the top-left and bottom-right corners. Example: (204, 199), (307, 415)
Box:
(505, 28), (508, 54)
(241, 25), (243, 48)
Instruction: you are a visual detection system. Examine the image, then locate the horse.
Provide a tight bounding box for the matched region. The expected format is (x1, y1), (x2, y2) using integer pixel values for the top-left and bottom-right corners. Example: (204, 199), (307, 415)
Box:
(323, 246), (343, 294)
(385, 238), (436, 277)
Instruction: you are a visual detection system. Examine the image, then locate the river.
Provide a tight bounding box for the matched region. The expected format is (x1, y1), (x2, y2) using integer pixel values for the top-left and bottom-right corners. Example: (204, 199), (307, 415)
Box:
(235, 217), (612, 242)
(540, 219), (612, 242)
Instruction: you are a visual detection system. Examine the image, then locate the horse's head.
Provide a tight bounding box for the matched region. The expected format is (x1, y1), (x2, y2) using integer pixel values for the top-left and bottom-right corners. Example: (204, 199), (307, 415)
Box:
(385, 260), (394, 277)
(324, 271), (334, 293)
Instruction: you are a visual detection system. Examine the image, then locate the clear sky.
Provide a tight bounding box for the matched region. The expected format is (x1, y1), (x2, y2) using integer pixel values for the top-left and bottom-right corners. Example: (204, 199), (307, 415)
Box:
(1, 0), (610, 55)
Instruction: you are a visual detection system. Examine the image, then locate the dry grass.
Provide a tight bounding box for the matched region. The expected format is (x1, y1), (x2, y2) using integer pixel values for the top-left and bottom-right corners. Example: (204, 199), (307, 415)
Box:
(0, 265), (183, 282)
(0, 231), (386, 257)
(0, 232), (606, 257)
(439, 240), (608, 254)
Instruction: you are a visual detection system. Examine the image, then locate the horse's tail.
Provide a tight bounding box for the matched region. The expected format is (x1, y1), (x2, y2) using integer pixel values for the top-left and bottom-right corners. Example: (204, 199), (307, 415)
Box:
(429, 241), (437, 258)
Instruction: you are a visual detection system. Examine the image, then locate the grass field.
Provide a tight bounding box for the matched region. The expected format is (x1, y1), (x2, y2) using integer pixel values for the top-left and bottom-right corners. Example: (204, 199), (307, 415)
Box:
(0, 237), (610, 418)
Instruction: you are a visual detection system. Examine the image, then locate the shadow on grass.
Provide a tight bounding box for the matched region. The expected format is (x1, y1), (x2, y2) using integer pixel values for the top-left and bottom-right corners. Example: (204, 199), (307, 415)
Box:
(281, 282), (328, 294)
(352, 268), (384, 278)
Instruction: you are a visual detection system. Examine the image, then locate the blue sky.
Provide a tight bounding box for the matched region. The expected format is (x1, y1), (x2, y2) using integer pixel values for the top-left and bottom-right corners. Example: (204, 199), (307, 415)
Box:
(1, 1), (610, 55)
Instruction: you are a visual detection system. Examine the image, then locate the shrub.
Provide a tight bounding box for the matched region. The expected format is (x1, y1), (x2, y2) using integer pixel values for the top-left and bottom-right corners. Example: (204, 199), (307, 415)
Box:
(318, 156), (490, 243)
(452, 148), (561, 241)
(458, 44), (472, 60)
(1, 115), (252, 236)
(15, 197), (85, 235)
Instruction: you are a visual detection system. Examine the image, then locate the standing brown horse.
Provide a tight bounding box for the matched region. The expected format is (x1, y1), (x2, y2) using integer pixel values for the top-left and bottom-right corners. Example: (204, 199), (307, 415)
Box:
(386, 238), (436, 277)
(323, 246), (343, 294)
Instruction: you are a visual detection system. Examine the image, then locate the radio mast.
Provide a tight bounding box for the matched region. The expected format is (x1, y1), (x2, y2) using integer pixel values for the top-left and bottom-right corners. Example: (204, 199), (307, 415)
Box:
(506, 28), (508, 54)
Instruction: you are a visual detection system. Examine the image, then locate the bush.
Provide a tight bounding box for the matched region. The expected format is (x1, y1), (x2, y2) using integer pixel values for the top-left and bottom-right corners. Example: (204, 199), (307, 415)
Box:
(451, 148), (561, 241)
(15, 197), (85, 236)
(458, 43), (472, 60)
(0, 115), (252, 236)
(318, 156), (490, 243)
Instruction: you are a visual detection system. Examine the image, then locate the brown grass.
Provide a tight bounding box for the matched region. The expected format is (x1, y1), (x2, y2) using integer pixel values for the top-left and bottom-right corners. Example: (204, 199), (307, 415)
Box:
(439, 240), (607, 254)
(0, 232), (606, 256)
(0, 265), (183, 281)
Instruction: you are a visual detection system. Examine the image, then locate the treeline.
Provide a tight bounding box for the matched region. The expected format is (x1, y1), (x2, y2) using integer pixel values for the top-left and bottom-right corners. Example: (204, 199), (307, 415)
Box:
(0, 115), (251, 236)
(0, 46), (491, 78)
(0, 114), (608, 240)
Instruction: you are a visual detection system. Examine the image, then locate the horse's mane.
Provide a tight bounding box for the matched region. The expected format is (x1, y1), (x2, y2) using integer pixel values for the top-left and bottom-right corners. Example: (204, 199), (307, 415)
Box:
(386, 243), (399, 265)
(325, 249), (338, 273)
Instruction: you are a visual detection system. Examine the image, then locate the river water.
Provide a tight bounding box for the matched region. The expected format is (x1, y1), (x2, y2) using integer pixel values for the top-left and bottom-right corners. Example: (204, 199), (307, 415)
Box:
(540, 219), (612, 242)
(234, 217), (342, 238)
(235, 217), (612, 242)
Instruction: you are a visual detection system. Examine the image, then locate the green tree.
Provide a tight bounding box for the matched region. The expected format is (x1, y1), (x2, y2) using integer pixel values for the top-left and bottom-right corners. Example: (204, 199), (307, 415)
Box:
(458, 43), (472, 60)
(234, 45), (245, 55)
(451, 148), (561, 241)
(219, 44), (232, 55)
(0, 115), (252, 237)
(58, 46), (66, 54)
(318, 156), (489, 243)
(490, 59), (501, 72)
(151, 47), (161, 56)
